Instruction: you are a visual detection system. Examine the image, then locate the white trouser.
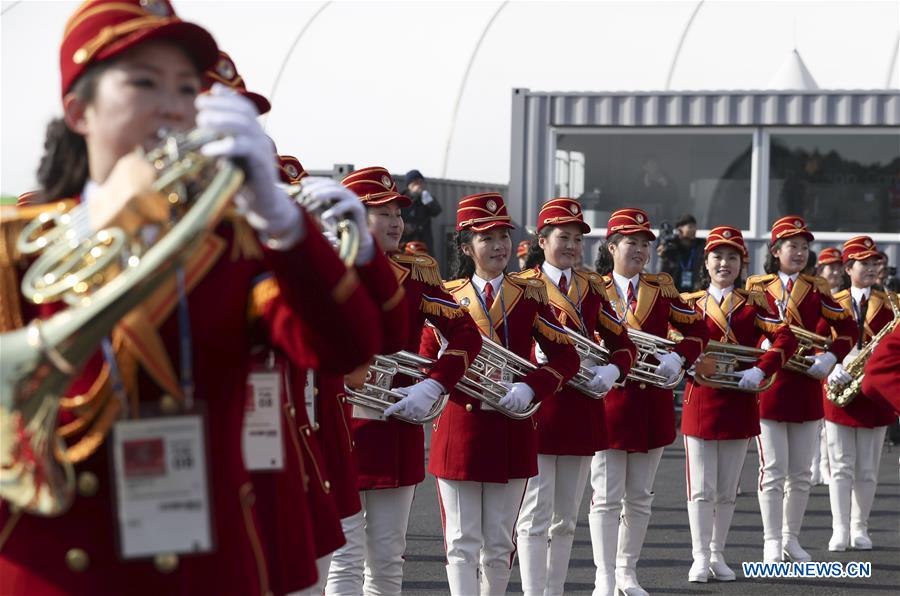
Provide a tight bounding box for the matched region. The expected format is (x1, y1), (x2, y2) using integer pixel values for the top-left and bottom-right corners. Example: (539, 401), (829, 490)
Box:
(589, 448), (663, 594)
(437, 478), (528, 595)
(325, 486), (416, 596)
(289, 554), (333, 596)
(811, 420), (831, 483)
(516, 454), (591, 595)
(683, 436), (749, 561)
(824, 421), (887, 535)
(756, 419), (819, 543)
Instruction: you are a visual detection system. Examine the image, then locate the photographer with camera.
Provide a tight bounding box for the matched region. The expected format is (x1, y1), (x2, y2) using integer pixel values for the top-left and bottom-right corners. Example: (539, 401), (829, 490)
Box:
(657, 214), (705, 292)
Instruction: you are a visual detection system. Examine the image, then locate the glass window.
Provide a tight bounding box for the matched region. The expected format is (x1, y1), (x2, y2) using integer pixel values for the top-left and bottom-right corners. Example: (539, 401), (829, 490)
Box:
(768, 132), (900, 234)
(555, 131), (753, 231)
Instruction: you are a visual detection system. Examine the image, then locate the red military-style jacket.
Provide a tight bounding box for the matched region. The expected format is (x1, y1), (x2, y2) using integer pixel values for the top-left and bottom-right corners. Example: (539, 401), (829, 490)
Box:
(680, 287), (798, 440)
(516, 266), (636, 455)
(352, 253), (482, 490)
(313, 248), (409, 518)
(602, 272), (709, 452)
(0, 201), (380, 596)
(821, 289), (897, 428)
(425, 273), (580, 483)
(862, 325), (900, 416)
(746, 273), (857, 423)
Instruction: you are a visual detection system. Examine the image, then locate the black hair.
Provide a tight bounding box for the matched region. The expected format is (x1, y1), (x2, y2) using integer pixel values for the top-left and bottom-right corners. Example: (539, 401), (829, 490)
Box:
(594, 233), (625, 275)
(37, 63), (107, 201)
(523, 227), (552, 269)
(451, 229), (476, 279)
(698, 246), (745, 290)
(803, 250), (817, 276)
(763, 239), (786, 274)
(675, 214), (697, 228)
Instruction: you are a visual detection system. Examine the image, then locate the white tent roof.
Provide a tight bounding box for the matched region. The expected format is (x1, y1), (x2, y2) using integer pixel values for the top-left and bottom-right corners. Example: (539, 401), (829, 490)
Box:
(2, 0), (898, 195)
(767, 49), (819, 90)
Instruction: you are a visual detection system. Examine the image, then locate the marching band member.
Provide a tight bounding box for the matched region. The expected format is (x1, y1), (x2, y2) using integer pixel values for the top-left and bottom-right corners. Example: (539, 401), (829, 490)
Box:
(591, 208), (709, 596)
(745, 216), (857, 563)
(325, 168), (482, 596)
(1, 2), (384, 595)
(821, 236), (897, 551)
(862, 325), (900, 415)
(514, 198), (636, 596)
(811, 247), (844, 485)
(680, 227), (798, 583)
(425, 193), (580, 595)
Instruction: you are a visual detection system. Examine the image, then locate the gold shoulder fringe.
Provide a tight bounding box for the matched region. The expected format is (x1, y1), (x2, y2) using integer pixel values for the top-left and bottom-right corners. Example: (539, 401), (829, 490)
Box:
(509, 274), (549, 304)
(391, 253), (442, 287)
(745, 273), (775, 293)
(534, 314), (573, 344)
(596, 309), (624, 336)
(669, 307), (700, 325)
(421, 296), (467, 320)
(736, 288), (772, 312)
(680, 290), (707, 306)
(585, 273), (611, 300)
(644, 272), (679, 298)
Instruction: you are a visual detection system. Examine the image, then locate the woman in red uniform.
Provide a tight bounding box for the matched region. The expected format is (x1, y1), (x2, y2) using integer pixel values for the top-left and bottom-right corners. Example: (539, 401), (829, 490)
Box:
(680, 227), (797, 583)
(325, 167), (482, 596)
(0, 2), (381, 594)
(745, 216), (857, 563)
(424, 192), (580, 595)
(514, 198), (635, 596)
(822, 236), (897, 551)
(590, 208), (709, 596)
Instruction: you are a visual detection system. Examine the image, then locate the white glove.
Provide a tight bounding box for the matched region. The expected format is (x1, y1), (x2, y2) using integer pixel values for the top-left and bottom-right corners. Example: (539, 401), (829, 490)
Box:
(827, 363), (853, 386)
(421, 189), (435, 205)
(197, 84), (302, 245)
(737, 366), (766, 390)
(760, 338), (772, 350)
(534, 342), (549, 365)
(586, 364), (620, 395)
(298, 177), (375, 265)
(654, 351), (685, 385)
(805, 351), (838, 380)
(383, 378), (444, 420)
(498, 382), (535, 413)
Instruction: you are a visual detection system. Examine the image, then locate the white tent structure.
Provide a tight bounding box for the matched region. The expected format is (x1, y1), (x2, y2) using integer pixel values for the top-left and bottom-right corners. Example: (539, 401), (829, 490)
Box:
(2, 0), (898, 195)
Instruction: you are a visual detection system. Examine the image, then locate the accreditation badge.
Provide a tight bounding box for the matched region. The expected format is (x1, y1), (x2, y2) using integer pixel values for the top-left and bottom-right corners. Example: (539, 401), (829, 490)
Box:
(680, 270), (694, 290)
(112, 407), (213, 559)
(243, 365), (286, 471)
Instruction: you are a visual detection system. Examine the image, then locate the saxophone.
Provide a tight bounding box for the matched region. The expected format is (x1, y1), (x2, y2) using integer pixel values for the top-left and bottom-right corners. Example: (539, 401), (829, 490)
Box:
(825, 292), (900, 407)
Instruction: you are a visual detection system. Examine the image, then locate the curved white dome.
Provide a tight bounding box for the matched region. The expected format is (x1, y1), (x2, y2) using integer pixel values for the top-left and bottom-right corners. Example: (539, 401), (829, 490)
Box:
(2, 0), (897, 195)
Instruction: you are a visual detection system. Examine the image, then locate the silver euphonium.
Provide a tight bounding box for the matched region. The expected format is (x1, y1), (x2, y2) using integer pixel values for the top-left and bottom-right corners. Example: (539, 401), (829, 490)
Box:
(562, 329), (621, 397)
(343, 351), (448, 424)
(1, 129), (245, 516)
(625, 328), (685, 389)
(453, 336), (542, 419)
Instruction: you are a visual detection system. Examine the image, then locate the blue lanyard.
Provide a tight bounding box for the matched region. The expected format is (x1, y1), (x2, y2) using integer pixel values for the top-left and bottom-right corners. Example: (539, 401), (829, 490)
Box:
(102, 337), (129, 418)
(176, 267), (195, 410)
(552, 272), (588, 335)
(475, 277), (510, 348)
(679, 248), (696, 272)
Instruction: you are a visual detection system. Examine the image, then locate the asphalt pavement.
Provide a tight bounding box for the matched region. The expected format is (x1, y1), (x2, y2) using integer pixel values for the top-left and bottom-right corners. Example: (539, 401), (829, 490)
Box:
(400, 428), (900, 595)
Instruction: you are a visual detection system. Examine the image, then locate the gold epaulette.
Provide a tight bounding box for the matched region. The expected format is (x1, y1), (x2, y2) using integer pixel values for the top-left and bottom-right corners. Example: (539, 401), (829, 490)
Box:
(514, 267), (540, 280)
(745, 273), (776, 293)
(831, 288), (851, 302)
(736, 288), (772, 312)
(803, 273), (834, 297)
(442, 277), (469, 292)
(247, 276), (280, 322)
(642, 272), (679, 298)
(534, 314), (573, 344)
(508, 273), (549, 304)
(680, 290), (707, 306)
(390, 253), (442, 287)
(583, 271), (611, 299)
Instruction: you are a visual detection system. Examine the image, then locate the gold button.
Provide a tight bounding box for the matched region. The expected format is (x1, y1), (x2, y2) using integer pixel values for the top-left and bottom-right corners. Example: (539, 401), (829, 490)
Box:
(351, 440), (356, 448)
(304, 428), (311, 436)
(323, 480), (331, 491)
(154, 553), (179, 574)
(639, 383), (647, 390)
(77, 472), (99, 497)
(312, 422), (320, 432)
(65, 548), (89, 572)
(160, 394), (179, 415)
(314, 388), (319, 396)
(465, 403), (473, 412)
(73, 48), (88, 65)
(341, 396), (347, 403)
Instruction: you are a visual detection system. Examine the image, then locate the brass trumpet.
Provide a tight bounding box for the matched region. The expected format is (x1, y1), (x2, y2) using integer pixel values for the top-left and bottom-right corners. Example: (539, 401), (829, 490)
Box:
(784, 325), (833, 377)
(826, 293), (900, 407)
(287, 184), (360, 267)
(343, 351), (447, 424)
(691, 341), (776, 393)
(1, 129), (245, 516)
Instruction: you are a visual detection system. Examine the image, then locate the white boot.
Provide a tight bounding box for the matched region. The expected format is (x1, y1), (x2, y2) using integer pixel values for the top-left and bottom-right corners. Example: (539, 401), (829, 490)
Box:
(850, 480), (877, 550)
(687, 501), (714, 583)
(782, 490), (811, 562)
(758, 490), (784, 563)
(545, 534), (575, 596)
(589, 512), (618, 596)
(709, 503), (736, 581)
(828, 477), (851, 552)
(447, 563), (479, 596)
(516, 536), (548, 596)
(480, 564), (512, 596)
(615, 513), (650, 596)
